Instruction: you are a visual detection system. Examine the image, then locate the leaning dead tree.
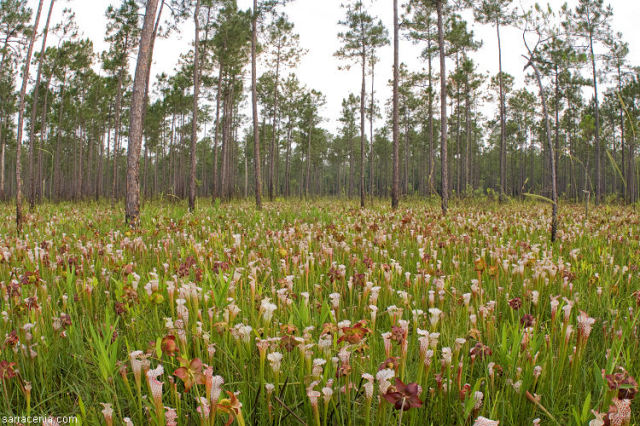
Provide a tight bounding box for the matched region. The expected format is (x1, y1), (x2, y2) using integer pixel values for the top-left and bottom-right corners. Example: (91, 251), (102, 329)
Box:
(523, 15), (558, 242)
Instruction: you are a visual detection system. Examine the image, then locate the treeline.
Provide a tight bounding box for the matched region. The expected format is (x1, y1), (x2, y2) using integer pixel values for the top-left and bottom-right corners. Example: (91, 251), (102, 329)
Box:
(0, 0), (639, 225)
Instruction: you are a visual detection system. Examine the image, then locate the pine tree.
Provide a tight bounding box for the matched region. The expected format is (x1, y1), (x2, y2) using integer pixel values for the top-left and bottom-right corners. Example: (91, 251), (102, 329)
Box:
(474, 0), (519, 202)
(336, 0), (388, 208)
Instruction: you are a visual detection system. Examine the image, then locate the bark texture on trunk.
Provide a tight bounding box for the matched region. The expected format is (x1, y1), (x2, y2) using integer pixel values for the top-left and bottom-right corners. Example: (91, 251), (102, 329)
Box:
(125, 0), (160, 226)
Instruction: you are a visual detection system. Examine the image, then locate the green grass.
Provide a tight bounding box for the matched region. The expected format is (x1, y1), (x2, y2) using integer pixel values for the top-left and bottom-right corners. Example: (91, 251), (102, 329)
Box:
(0, 199), (638, 425)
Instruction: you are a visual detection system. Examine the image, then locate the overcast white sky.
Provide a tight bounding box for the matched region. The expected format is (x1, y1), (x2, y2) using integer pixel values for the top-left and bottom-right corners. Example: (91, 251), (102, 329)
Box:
(28, 0), (640, 133)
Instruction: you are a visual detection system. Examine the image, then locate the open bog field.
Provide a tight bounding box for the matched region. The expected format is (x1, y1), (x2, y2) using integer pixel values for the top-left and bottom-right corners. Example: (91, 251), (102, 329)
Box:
(0, 200), (638, 425)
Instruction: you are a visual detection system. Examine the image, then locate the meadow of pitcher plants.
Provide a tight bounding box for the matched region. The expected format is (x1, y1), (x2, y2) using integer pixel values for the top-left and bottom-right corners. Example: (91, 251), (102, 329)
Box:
(0, 200), (638, 425)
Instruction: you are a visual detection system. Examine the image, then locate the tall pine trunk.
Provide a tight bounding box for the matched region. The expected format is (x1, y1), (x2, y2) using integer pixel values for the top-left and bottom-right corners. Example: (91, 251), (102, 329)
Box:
(527, 57), (558, 242)
(269, 42), (282, 201)
(28, 0), (55, 210)
(427, 37), (434, 196)
(617, 65), (626, 200)
(251, 0), (262, 209)
(391, 0), (400, 209)
(554, 67), (560, 196)
(306, 117), (312, 198)
(285, 125), (291, 197)
(359, 38), (366, 208)
(189, 0), (201, 211)
(213, 66), (222, 199)
(455, 58), (461, 195)
(464, 80), (471, 193)
(97, 121), (107, 201)
(369, 57), (375, 198)
(587, 24), (601, 204)
(497, 21), (506, 202)
(0, 115), (5, 201)
(629, 100), (637, 203)
(16, 0), (45, 232)
(112, 70), (123, 205)
(53, 78), (66, 200)
(0, 40), (9, 200)
(220, 92), (229, 200)
(437, 0), (448, 215)
(125, 0), (160, 225)
(37, 71), (53, 202)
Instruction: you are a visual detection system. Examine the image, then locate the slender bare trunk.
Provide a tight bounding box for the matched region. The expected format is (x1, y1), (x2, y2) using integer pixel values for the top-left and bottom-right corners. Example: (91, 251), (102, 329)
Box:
(213, 66), (222, 199)
(76, 115), (83, 199)
(269, 41), (282, 201)
(28, 0), (55, 210)
(587, 24), (601, 204)
(143, 144), (148, 198)
(427, 37), (434, 196)
(0, 115), (5, 201)
(16, 0), (45, 232)
(617, 65), (626, 200)
(404, 112), (409, 194)
(391, 0), (400, 210)
(306, 117), (312, 198)
(553, 68), (561, 197)
(285, 124), (291, 197)
(189, 0), (201, 211)
(629, 98), (637, 203)
(360, 38), (366, 208)
(37, 71), (53, 202)
(497, 21), (506, 202)
(53, 78), (66, 200)
(369, 57), (375, 198)
(251, 0), (262, 209)
(455, 57), (461, 195)
(299, 146), (304, 199)
(0, 42), (8, 200)
(348, 130), (354, 198)
(464, 80), (471, 193)
(96, 125), (105, 201)
(221, 82), (235, 200)
(112, 70), (123, 205)
(437, 0), (448, 215)
(526, 57), (558, 241)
